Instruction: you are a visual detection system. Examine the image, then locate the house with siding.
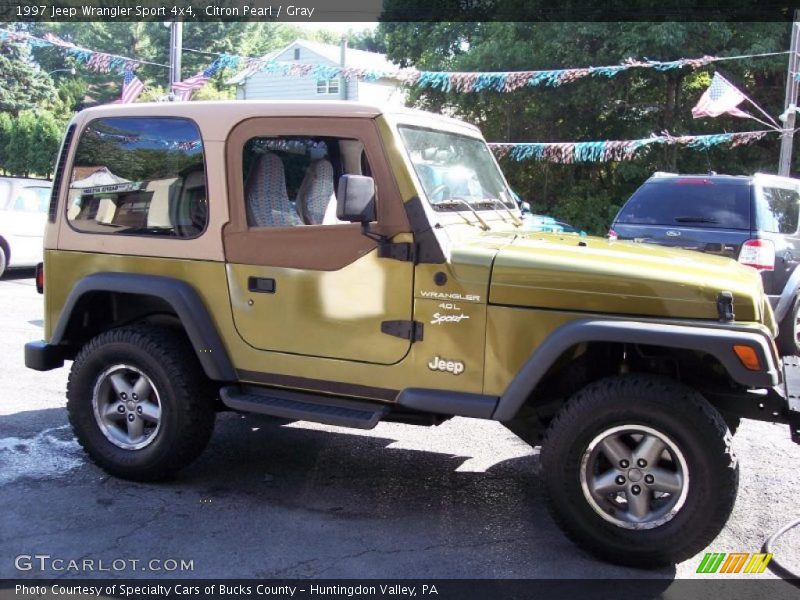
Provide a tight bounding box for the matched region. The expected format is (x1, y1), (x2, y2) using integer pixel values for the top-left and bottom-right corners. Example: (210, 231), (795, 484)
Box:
(227, 39), (405, 106)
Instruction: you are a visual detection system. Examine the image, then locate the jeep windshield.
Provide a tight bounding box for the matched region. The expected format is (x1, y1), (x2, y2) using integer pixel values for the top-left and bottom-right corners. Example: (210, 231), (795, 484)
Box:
(398, 125), (515, 213)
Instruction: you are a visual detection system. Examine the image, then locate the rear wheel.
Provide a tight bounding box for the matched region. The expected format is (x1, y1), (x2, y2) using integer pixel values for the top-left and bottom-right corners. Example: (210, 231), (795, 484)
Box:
(541, 374), (738, 567)
(67, 326), (216, 481)
(0, 244), (7, 278)
(777, 296), (800, 357)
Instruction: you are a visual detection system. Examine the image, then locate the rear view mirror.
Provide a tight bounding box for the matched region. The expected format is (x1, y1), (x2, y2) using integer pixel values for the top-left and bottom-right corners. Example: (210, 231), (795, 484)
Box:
(337, 175), (376, 223)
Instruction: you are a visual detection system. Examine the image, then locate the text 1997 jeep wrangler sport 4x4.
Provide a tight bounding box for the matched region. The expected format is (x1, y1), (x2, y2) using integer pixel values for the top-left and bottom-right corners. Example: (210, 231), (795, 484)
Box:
(25, 101), (800, 568)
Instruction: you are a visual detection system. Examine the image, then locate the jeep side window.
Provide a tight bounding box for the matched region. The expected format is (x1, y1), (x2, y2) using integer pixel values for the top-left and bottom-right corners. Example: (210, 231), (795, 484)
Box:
(757, 186), (800, 234)
(242, 136), (368, 228)
(66, 117), (207, 238)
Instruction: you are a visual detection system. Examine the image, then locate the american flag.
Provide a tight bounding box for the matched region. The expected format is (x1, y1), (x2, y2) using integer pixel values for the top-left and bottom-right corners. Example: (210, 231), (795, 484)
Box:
(172, 62), (219, 101)
(692, 73), (750, 119)
(120, 69), (144, 104)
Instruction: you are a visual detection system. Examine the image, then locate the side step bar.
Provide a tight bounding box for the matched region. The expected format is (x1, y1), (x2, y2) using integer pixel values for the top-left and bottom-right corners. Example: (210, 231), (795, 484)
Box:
(220, 386), (390, 430)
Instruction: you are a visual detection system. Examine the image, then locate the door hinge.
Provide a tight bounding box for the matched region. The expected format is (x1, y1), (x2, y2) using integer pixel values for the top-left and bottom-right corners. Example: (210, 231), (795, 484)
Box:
(381, 320), (424, 341)
(378, 242), (417, 263)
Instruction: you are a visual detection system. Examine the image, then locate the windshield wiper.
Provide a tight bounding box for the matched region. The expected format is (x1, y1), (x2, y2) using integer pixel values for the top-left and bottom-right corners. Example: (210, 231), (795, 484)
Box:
(448, 197), (491, 231)
(488, 195), (523, 227)
(674, 216), (718, 223)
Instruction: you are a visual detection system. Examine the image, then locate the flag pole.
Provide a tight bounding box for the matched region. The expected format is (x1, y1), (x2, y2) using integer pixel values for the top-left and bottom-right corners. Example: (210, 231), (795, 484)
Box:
(744, 113), (784, 131)
(717, 72), (781, 129)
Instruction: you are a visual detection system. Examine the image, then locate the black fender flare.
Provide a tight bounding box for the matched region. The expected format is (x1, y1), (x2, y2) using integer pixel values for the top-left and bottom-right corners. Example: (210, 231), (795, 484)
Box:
(492, 318), (781, 421)
(51, 272), (236, 381)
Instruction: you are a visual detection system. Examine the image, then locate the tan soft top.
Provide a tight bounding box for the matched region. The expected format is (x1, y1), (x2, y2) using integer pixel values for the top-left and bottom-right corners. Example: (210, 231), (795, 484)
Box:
(71, 100), (482, 141)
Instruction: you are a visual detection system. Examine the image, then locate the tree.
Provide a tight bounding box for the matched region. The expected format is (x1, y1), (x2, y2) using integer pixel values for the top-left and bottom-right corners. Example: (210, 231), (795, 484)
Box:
(4, 112), (37, 177)
(0, 112), (12, 175)
(28, 111), (65, 178)
(0, 40), (57, 116)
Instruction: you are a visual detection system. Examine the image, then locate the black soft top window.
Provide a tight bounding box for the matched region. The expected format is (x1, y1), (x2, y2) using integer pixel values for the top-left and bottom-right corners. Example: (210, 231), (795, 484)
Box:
(616, 180), (752, 230)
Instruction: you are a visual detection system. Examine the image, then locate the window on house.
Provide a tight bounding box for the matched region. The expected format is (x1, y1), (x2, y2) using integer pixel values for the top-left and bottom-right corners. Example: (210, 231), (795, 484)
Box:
(293, 48), (300, 60)
(316, 78), (340, 95)
(67, 117), (207, 238)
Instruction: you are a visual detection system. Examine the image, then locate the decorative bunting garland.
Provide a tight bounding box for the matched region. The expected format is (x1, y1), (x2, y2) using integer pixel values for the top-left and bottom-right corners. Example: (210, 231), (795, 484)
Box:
(217, 52), (722, 92)
(211, 49), (786, 93)
(1, 27), (788, 95)
(489, 130), (771, 163)
(0, 29), (164, 74)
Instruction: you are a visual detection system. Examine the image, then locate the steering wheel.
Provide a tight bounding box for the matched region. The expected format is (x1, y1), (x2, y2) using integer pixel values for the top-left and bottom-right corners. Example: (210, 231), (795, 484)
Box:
(428, 184), (451, 202)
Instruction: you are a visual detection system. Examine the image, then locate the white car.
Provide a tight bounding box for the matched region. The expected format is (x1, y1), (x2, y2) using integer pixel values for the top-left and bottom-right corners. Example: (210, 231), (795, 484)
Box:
(0, 177), (51, 277)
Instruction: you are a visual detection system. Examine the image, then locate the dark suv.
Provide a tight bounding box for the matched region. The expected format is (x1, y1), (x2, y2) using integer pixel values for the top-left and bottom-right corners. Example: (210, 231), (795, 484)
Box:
(612, 172), (800, 355)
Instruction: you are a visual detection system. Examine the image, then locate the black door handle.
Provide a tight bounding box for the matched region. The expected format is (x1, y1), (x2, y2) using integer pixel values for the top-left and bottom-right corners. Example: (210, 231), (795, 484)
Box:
(248, 277), (276, 293)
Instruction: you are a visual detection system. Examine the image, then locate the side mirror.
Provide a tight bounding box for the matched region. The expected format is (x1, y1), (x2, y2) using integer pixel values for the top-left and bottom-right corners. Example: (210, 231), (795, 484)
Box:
(337, 175), (376, 223)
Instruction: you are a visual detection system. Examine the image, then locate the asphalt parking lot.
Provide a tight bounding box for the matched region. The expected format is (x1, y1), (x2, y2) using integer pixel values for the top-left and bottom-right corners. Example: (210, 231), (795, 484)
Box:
(1, 269), (799, 584)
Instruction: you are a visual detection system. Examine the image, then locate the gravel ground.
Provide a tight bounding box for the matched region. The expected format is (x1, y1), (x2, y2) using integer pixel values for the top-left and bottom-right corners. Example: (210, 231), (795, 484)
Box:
(1, 269), (798, 587)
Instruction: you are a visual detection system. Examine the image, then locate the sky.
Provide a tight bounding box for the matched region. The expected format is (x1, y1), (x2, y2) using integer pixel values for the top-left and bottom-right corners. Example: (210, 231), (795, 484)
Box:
(294, 22), (378, 34)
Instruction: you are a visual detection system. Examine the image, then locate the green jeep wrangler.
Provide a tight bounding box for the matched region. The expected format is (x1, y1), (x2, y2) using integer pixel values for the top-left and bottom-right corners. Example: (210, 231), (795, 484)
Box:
(25, 101), (800, 568)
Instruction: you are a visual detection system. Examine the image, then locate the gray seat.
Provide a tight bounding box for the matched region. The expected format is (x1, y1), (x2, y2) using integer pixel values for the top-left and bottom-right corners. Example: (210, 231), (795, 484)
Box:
(245, 153), (302, 227)
(297, 159), (338, 225)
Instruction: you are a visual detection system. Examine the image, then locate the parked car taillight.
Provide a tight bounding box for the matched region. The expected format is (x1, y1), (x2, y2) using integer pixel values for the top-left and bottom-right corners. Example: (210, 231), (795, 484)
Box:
(35, 262), (44, 294)
(738, 239), (775, 271)
(608, 229), (618, 241)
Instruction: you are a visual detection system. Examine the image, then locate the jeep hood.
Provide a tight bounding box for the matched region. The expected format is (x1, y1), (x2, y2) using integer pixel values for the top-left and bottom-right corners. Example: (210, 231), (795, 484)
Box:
(471, 232), (770, 323)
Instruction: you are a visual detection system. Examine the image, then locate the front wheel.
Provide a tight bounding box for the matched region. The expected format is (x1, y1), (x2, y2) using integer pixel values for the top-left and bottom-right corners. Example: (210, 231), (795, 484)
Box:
(540, 374), (738, 567)
(67, 326), (216, 481)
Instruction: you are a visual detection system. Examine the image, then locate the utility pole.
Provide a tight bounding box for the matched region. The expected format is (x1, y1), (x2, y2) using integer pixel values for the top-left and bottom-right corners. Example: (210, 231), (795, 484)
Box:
(339, 37), (348, 100)
(168, 21), (183, 93)
(779, 10), (800, 176)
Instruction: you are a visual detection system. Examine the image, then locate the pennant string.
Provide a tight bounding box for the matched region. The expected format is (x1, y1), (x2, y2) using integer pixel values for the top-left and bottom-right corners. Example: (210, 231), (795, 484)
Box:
(0, 29), (169, 73)
(180, 45), (789, 94)
(490, 130), (773, 163)
(1, 28), (789, 94)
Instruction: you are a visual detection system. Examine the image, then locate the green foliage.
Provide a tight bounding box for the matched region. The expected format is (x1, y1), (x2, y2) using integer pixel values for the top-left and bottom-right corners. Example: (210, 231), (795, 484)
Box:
(0, 112), (12, 175)
(1, 110), (67, 178)
(0, 40), (58, 116)
(28, 111), (64, 178)
(4, 112), (36, 177)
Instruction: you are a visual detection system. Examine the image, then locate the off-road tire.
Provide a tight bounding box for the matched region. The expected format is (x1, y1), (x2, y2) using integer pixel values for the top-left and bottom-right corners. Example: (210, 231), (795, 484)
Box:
(67, 325), (216, 481)
(540, 374), (738, 568)
(777, 296), (800, 357)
